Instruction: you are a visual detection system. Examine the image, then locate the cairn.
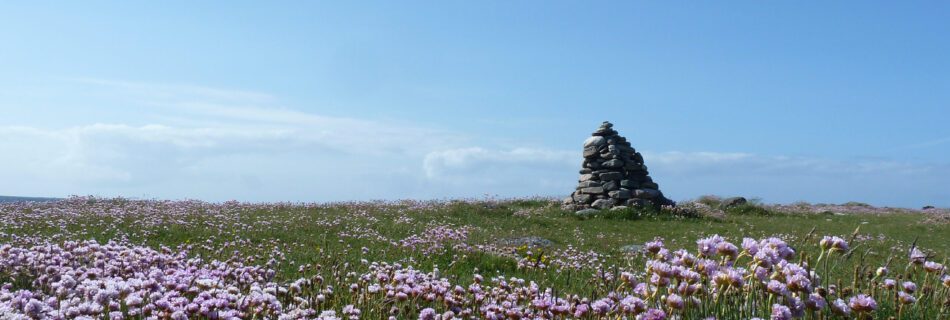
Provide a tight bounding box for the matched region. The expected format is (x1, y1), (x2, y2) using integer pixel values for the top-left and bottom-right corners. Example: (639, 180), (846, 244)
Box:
(563, 121), (674, 210)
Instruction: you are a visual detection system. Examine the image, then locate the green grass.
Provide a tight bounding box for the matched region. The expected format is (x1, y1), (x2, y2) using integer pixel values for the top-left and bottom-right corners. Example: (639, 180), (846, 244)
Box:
(2, 199), (946, 291)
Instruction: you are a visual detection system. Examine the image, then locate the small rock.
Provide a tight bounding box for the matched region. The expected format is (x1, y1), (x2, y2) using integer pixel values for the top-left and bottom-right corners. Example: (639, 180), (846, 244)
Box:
(572, 193), (592, 204)
(620, 180), (638, 188)
(608, 189), (631, 199)
(620, 244), (644, 253)
(634, 189), (659, 199)
(591, 198), (616, 209)
(604, 159), (623, 168)
(583, 136), (606, 147)
(599, 172), (623, 181)
(500, 236), (553, 248)
(583, 147), (598, 158)
(602, 180), (619, 191)
(575, 208), (600, 217)
(602, 159), (623, 168)
(609, 205), (629, 211)
(577, 181), (602, 188)
(641, 182), (659, 189)
(720, 197), (748, 208)
(581, 187), (605, 194)
(579, 174), (595, 181)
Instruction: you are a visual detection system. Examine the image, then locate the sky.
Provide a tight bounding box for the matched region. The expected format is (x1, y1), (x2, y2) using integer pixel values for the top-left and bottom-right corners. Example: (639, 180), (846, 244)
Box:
(1, 1), (948, 207)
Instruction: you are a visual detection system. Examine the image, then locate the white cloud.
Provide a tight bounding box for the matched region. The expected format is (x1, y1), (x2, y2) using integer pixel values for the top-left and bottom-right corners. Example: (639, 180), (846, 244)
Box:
(423, 147), (576, 179)
(0, 79), (463, 200)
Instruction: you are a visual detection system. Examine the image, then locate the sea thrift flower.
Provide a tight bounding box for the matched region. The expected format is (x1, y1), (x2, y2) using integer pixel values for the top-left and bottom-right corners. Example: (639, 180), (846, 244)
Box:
(716, 241), (739, 259)
(848, 294), (877, 313)
(666, 294), (684, 310)
(898, 291), (916, 304)
(770, 304), (792, 320)
(639, 308), (666, 320)
(697, 235), (724, 257)
(645, 239), (664, 254)
(875, 266), (887, 277)
(591, 298), (612, 315)
(830, 298), (851, 316)
(924, 261), (945, 273)
(418, 308), (437, 320)
(883, 279), (897, 289)
(766, 280), (788, 296)
(742, 238), (759, 255)
(619, 296), (646, 315)
(910, 248), (927, 265)
(902, 281), (918, 294)
(819, 236), (848, 253)
(805, 293), (826, 310)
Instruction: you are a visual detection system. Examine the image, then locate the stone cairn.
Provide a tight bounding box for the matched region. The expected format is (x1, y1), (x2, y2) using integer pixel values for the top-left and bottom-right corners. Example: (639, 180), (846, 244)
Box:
(563, 121), (674, 210)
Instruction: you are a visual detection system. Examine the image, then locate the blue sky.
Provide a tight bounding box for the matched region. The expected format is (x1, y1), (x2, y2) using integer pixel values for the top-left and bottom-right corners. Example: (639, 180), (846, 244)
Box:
(1, 2), (948, 207)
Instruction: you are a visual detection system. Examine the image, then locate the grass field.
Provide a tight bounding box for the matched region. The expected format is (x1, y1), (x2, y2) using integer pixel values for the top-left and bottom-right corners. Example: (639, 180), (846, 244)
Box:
(0, 197), (947, 319)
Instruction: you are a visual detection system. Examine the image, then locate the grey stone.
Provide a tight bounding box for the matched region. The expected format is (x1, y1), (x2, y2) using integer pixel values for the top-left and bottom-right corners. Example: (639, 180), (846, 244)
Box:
(572, 193), (592, 204)
(583, 136), (606, 147)
(602, 180), (619, 191)
(599, 172), (622, 181)
(641, 182), (659, 189)
(602, 159), (623, 168)
(608, 189), (631, 199)
(583, 147), (598, 158)
(579, 168), (592, 174)
(621, 244), (644, 253)
(721, 197), (747, 208)
(577, 181), (602, 188)
(591, 198), (616, 209)
(634, 189), (660, 199)
(579, 174), (595, 181)
(575, 208), (600, 217)
(500, 236), (553, 248)
(610, 205), (629, 211)
(581, 187), (605, 194)
(562, 197), (573, 205)
(620, 180), (638, 188)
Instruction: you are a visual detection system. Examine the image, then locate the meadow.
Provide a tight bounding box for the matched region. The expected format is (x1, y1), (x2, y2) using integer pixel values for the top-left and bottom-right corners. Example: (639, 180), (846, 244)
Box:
(0, 196), (947, 319)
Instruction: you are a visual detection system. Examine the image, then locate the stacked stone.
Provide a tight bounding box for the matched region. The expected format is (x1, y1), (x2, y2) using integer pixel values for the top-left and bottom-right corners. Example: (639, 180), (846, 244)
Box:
(563, 121), (675, 210)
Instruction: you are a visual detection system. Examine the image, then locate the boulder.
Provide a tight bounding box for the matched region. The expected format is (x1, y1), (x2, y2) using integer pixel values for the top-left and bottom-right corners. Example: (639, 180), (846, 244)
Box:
(500, 236), (553, 248)
(577, 181), (602, 188)
(583, 136), (606, 147)
(634, 189), (660, 199)
(598, 172), (623, 181)
(721, 197), (748, 208)
(575, 208), (600, 217)
(583, 147), (598, 158)
(591, 198), (616, 209)
(608, 189), (631, 199)
(602, 159), (624, 168)
(581, 187), (605, 194)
